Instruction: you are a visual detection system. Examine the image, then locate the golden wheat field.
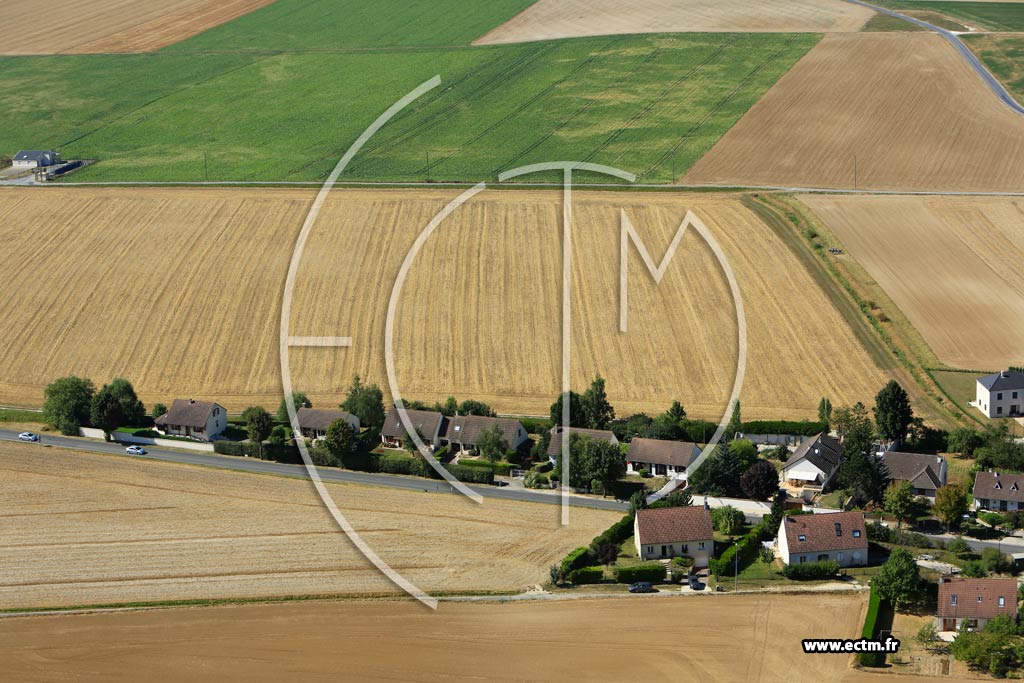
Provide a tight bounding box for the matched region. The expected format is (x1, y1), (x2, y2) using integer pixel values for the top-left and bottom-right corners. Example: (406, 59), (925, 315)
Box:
(474, 0), (873, 44)
(799, 194), (1024, 371)
(0, 187), (887, 420)
(685, 33), (1024, 192)
(0, 0), (273, 55)
(0, 440), (616, 609)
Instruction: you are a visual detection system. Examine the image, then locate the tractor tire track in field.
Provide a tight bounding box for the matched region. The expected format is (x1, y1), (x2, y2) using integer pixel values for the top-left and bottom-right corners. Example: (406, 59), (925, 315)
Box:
(581, 38), (735, 167)
(641, 33), (802, 180)
(418, 36), (627, 177)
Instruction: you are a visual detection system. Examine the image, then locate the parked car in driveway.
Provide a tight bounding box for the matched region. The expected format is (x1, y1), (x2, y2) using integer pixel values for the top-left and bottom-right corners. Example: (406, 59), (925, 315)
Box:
(689, 575), (704, 590)
(125, 445), (147, 455)
(18, 432), (39, 442)
(628, 582), (656, 594)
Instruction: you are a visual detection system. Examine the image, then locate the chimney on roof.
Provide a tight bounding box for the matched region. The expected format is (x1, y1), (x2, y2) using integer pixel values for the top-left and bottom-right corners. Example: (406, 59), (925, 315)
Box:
(189, 398), (195, 404)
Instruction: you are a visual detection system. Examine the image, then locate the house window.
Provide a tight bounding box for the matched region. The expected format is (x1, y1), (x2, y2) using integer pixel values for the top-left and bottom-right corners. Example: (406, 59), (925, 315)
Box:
(952, 595), (958, 606)
(798, 535), (806, 542)
(1000, 597), (1006, 607)
(647, 546), (653, 554)
(852, 530), (861, 538)
(837, 553), (844, 562)
(1014, 392), (1019, 399)
(681, 544), (689, 553)
(978, 596), (983, 603)
(997, 393), (1003, 400)
(698, 542), (705, 550)
(998, 407), (1004, 415)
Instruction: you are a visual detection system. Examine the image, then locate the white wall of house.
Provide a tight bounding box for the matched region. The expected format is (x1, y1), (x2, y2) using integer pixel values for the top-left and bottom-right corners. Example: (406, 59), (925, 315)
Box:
(976, 382), (1024, 419)
(633, 517), (712, 567)
(626, 461), (686, 479)
(776, 519), (865, 567)
(160, 405), (226, 442)
(974, 497), (1021, 512)
(780, 459), (825, 484)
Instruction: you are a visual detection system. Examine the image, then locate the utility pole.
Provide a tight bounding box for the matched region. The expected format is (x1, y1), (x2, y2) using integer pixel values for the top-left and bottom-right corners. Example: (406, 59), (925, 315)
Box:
(734, 540), (739, 593)
(853, 154), (858, 190)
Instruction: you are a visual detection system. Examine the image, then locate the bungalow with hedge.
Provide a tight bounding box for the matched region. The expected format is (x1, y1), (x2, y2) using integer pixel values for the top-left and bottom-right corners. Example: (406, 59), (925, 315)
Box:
(634, 506), (714, 568)
(779, 433), (843, 491)
(380, 407), (446, 450)
(626, 438), (701, 479)
(296, 407), (360, 440)
(881, 451), (946, 501)
(973, 470), (1024, 512)
(776, 511), (867, 568)
(546, 426), (618, 463)
(154, 398), (227, 442)
(936, 576), (1018, 634)
(442, 415), (528, 454)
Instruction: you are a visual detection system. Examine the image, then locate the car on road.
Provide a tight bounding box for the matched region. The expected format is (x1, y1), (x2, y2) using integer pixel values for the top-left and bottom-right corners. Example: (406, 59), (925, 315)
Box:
(688, 575), (704, 591)
(18, 432), (39, 442)
(628, 582), (656, 594)
(125, 445), (147, 455)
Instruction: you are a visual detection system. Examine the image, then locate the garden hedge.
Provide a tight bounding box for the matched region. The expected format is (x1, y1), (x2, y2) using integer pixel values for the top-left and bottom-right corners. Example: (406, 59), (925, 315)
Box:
(568, 566), (605, 584)
(780, 560), (839, 580)
(858, 584), (885, 667)
(614, 564), (666, 584)
(561, 547), (592, 576)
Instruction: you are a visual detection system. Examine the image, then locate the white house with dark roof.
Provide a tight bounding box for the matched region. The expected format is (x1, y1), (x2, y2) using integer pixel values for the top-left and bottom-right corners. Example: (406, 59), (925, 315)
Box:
(779, 433), (843, 490)
(546, 426), (618, 462)
(973, 471), (1024, 512)
(443, 415), (528, 454)
(154, 398), (227, 442)
(11, 150), (60, 168)
(380, 406), (446, 450)
(634, 506), (714, 566)
(296, 407), (360, 440)
(881, 451), (947, 500)
(626, 438), (701, 479)
(776, 510), (868, 567)
(974, 370), (1024, 419)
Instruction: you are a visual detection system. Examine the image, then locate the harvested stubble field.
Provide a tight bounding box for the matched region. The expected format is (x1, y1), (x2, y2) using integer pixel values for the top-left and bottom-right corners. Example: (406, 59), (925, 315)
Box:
(799, 194), (1024, 370)
(0, 592), (876, 682)
(0, 186), (886, 419)
(0, 0), (274, 55)
(0, 441), (616, 609)
(474, 0), (873, 44)
(685, 32), (1024, 192)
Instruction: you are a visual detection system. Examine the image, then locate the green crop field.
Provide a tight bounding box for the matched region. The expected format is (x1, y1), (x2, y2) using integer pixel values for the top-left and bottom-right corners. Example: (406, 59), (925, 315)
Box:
(965, 33), (1024, 103)
(166, 0), (537, 52)
(0, 33), (817, 183)
(873, 1), (1024, 31)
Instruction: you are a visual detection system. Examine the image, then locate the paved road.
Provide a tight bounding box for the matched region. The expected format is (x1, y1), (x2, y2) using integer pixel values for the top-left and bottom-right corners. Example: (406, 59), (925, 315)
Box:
(848, 0), (1024, 116)
(0, 429), (627, 512)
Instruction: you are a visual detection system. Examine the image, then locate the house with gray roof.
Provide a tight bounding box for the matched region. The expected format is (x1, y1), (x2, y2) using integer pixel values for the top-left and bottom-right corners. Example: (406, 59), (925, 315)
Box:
(881, 451), (947, 500)
(296, 407), (360, 440)
(154, 398), (227, 442)
(443, 415), (528, 454)
(380, 406), (446, 450)
(546, 426), (619, 461)
(779, 433), (843, 490)
(12, 150), (60, 168)
(974, 370), (1024, 419)
(973, 471), (1024, 512)
(626, 438), (701, 479)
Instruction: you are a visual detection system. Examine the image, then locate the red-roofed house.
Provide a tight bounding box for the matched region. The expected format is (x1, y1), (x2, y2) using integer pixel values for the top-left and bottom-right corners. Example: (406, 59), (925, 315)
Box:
(776, 511), (868, 567)
(936, 577), (1018, 634)
(634, 506), (714, 567)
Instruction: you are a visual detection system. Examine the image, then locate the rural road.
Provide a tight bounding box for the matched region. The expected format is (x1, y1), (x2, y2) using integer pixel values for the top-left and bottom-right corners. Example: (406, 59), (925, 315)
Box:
(0, 429), (627, 512)
(847, 0), (1024, 116)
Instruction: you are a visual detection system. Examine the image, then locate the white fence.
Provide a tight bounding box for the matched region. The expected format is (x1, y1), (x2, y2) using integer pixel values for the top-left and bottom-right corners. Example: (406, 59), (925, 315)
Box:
(79, 427), (214, 452)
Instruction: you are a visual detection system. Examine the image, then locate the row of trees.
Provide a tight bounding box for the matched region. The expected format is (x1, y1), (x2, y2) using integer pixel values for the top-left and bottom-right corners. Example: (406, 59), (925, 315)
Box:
(43, 375), (147, 437)
(688, 439), (780, 501)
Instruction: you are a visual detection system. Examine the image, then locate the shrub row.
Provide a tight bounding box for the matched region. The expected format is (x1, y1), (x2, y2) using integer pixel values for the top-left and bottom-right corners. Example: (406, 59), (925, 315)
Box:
(519, 417), (553, 435)
(613, 564), (666, 584)
(858, 585), (884, 667)
(739, 420), (826, 437)
(591, 514), (635, 552)
(709, 522), (769, 577)
(561, 547), (592, 577)
(780, 560), (840, 580)
(568, 566), (604, 584)
(454, 459), (515, 476)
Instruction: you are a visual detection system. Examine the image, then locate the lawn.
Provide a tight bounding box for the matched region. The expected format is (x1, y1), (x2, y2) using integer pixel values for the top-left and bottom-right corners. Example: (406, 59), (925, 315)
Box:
(0, 33), (817, 183)
(964, 33), (1024, 106)
(164, 0), (537, 52)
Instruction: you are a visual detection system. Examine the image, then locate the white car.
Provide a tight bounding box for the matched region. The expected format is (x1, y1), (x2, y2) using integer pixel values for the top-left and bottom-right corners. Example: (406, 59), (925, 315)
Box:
(125, 445), (147, 455)
(18, 432), (39, 442)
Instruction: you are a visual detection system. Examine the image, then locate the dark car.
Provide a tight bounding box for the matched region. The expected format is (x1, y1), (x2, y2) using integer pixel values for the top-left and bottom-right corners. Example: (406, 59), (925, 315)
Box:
(628, 581), (655, 594)
(688, 575), (704, 590)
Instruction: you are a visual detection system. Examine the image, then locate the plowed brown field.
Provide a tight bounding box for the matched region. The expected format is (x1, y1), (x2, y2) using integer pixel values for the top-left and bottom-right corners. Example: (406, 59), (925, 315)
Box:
(0, 187), (886, 420)
(0, 593), (874, 682)
(685, 32), (1024, 192)
(474, 0), (873, 44)
(0, 0), (274, 55)
(0, 441), (615, 609)
(799, 194), (1024, 371)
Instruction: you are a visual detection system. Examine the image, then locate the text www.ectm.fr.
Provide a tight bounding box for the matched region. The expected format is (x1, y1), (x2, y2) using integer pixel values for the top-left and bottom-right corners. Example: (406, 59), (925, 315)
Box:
(802, 638), (900, 654)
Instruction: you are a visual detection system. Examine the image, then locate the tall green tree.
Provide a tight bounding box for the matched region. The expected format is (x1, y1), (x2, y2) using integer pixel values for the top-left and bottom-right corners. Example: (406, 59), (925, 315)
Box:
(549, 390), (584, 428)
(341, 375), (385, 433)
(457, 399), (496, 417)
(666, 400), (687, 423)
(935, 483), (970, 532)
(711, 506), (745, 536)
(90, 384), (124, 441)
(873, 547), (922, 608)
(883, 481), (915, 529)
(276, 391), (310, 423)
(107, 378), (146, 426)
(323, 419), (356, 467)
(560, 435), (624, 493)
(838, 402), (875, 457)
(725, 399), (742, 438)
(838, 447), (889, 506)
(476, 424), (507, 462)
(874, 380), (913, 444)
(688, 442), (744, 497)
(581, 376), (615, 429)
(818, 396), (833, 429)
(243, 406), (273, 458)
(43, 375), (95, 435)
(740, 459), (780, 501)
(151, 403), (168, 420)
(664, 489), (692, 508)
